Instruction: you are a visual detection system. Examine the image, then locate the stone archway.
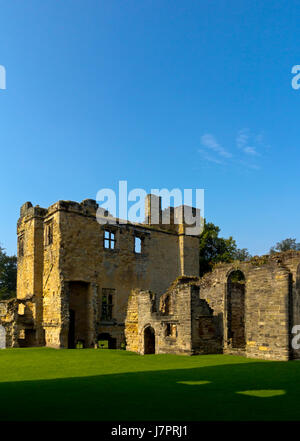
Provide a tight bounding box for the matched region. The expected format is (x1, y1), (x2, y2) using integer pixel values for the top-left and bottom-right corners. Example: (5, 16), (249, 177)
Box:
(0, 325), (6, 349)
(144, 326), (155, 354)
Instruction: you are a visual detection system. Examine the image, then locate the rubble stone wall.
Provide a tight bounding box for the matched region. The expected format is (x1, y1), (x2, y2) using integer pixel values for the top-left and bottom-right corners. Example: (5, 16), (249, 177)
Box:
(125, 278), (221, 355)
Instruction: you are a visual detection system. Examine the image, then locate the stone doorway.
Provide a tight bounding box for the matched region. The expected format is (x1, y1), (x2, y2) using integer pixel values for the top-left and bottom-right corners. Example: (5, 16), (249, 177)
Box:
(144, 326), (155, 354)
(68, 281), (89, 348)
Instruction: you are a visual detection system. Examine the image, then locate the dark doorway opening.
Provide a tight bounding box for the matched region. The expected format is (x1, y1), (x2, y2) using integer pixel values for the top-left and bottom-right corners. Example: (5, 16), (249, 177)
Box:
(144, 326), (155, 354)
(97, 332), (117, 349)
(68, 281), (89, 349)
(18, 329), (36, 348)
(227, 270), (246, 349)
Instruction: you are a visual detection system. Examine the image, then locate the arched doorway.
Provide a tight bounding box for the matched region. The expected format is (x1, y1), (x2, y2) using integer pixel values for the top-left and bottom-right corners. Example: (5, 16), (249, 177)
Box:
(227, 270), (246, 349)
(144, 326), (155, 354)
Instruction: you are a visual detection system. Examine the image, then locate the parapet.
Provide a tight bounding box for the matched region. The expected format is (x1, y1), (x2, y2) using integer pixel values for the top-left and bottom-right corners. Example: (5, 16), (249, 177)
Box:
(19, 199), (100, 221)
(18, 195), (201, 235)
(19, 202), (48, 219)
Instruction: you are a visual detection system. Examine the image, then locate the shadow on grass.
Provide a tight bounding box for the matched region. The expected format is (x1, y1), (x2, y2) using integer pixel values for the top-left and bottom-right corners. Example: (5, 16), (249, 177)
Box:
(1, 360), (300, 421)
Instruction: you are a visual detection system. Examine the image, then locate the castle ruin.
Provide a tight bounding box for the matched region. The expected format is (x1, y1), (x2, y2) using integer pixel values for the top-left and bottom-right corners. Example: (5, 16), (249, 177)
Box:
(0, 195), (300, 361)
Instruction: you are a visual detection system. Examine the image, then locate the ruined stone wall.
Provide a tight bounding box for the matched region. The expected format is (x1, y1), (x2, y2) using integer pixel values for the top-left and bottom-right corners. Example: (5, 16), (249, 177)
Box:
(14, 196), (300, 360)
(227, 280), (245, 349)
(156, 285), (193, 355)
(0, 299), (18, 347)
(190, 284), (222, 354)
(15, 196), (300, 360)
(54, 200), (198, 348)
(272, 251), (300, 359)
(42, 208), (64, 348)
(178, 228), (200, 277)
(293, 264), (300, 359)
(124, 290), (139, 352)
(16, 198), (199, 349)
(16, 203), (46, 346)
(16, 202), (68, 348)
(127, 252), (300, 360)
(198, 269), (226, 344)
(198, 254), (300, 361)
(0, 296), (48, 348)
(125, 278), (220, 355)
(125, 287), (193, 355)
(244, 262), (290, 360)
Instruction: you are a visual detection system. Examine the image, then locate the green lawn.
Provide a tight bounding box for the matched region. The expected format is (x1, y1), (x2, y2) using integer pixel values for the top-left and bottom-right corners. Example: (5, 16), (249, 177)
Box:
(0, 348), (300, 421)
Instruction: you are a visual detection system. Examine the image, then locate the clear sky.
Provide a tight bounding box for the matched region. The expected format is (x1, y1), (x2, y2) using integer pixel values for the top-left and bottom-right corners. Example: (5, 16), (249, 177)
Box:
(0, 0), (299, 256)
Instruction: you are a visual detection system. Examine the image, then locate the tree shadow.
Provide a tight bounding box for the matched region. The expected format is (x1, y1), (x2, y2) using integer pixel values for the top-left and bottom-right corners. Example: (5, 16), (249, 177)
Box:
(1, 360), (300, 421)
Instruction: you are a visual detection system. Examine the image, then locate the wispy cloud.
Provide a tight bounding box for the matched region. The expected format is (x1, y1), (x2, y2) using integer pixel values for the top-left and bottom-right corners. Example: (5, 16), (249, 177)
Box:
(243, 146), (260, 156)
(198, 148), (223, 164)
(198, 129), (268, 170)
(236, 128), (260, 156)
(236, 128), (249, 149)
(236, 158), (260, 170)
(201, 134), (232, 158)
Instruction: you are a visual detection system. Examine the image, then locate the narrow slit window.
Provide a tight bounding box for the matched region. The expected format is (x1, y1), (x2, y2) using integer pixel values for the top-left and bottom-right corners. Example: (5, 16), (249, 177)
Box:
(45, 224), (53, 246)
(18, 236), (24, 257)
(166, 323), (172, 336)
(135, 237), (142, 254)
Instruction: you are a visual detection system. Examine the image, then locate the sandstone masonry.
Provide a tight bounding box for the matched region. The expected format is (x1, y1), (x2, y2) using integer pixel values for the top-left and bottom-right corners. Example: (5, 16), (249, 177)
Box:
(1, 196), (199, 349)
(1, 196), (300, 362)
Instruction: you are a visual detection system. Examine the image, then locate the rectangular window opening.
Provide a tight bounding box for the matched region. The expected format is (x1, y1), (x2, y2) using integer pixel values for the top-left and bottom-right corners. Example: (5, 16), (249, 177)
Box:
(165, 323), (177, 339)
(101, 288), (115, 320)
(104, 230), (116, 249)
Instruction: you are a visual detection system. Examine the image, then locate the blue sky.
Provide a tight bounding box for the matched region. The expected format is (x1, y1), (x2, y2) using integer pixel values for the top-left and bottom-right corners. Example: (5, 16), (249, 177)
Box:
(0, 0), (299, 256)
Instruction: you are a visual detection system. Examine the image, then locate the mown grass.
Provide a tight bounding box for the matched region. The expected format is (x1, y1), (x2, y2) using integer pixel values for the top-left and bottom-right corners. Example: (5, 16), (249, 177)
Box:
(0, 348), (300, 421)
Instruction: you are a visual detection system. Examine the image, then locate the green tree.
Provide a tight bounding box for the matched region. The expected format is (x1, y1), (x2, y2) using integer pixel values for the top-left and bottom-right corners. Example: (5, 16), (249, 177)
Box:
(0, 246), (17, 300)
(270, 238), (300, 254)
(199, 221), (251, 276)
(234, 248), (252, 261)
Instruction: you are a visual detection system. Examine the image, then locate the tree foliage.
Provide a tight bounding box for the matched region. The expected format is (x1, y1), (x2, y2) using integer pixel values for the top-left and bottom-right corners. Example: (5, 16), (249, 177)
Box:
(270, 238), (300, 254)
(199, 221), (251, 277)
(0, 246), (17, 300)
